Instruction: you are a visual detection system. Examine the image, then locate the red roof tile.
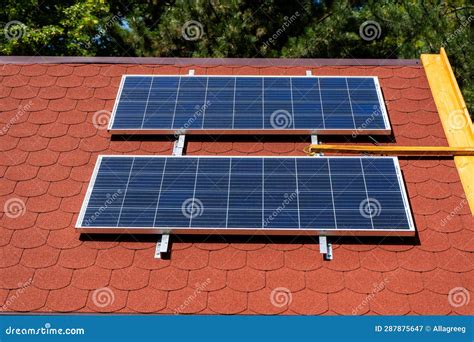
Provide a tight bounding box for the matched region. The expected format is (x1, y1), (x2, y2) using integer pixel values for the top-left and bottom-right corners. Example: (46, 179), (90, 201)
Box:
(370, 290), (410, 315)
(110, 267), (149, 290)
(36, 211), (73, 230)
(48, 287), (88, 312)
(58, 246), (98, 269)
(149, 267), (188, 291)
(227, 267), (265, 292)
(0, 264), (34, 289)
(127, 287), (167, 313)
(285, 247), (323, 271)
(345, 268), (384, 294)
(21, 244), (60, 268)
(96, 246), (134, 270)
(167, 287), (208, 314)
(0, 244), (22, 268)
(267, 268), (305, 292)
(409, 290), (452, 315)
(290, 289), (328, 315)
(6, 286), (48, 312)
(71, 265), (111, 290)
(11, 227), (48, 249)
(208, 287), (247, 314)
(385, 269), (424, 294)
(329, 289), (370, 315)
(306, 267), (344, 293)
(33, 264), (73, 290)
(0, 61), (472, 315)
(85, 286), (127, 313)
(189, 267), (226, 291)
(248, 288), (287, 314)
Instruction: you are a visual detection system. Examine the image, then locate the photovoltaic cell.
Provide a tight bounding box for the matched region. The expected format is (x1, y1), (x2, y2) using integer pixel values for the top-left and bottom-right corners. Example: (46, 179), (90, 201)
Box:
(77, 156), (414, 236)
(109, 75), (390, 134)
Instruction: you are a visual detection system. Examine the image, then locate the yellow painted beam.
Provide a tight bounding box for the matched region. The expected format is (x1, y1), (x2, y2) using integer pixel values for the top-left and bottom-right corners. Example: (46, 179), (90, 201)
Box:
(304, 145), (474, 157)
(421, 48), (474, 214)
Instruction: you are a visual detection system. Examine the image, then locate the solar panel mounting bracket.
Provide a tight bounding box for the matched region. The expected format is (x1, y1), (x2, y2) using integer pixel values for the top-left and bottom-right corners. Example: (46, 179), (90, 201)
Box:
(319, 236), (333, 260)
(173, 135), (186, 156)
(311, 135), (324, 156)
(155, 234), (170, 259)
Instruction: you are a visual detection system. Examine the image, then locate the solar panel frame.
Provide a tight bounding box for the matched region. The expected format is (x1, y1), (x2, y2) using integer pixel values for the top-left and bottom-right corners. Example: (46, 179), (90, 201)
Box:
(76, 155), (415, 236)
(108, 75), (391, 135)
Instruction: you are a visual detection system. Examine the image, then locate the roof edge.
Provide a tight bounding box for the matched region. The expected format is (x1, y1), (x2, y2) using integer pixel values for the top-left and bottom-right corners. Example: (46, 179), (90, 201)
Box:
(0, 56), (420, 66)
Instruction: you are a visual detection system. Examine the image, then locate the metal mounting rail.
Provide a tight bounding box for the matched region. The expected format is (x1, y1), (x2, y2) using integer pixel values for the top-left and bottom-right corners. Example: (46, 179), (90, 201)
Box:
(159, 134), (186, 259)
(311, 135), (333, 261)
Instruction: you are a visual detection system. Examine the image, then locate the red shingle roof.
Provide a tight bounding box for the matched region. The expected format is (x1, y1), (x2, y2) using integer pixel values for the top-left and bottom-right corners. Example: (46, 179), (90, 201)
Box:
(0, 62), (473, 314)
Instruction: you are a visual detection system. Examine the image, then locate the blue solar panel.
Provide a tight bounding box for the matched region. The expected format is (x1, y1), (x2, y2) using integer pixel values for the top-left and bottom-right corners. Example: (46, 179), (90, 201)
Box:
(109, 76), (390, 134)
(77, 156), (414, 235)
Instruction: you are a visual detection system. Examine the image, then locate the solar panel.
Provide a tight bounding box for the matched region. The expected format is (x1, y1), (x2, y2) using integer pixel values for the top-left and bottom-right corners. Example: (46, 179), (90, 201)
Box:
(108, 75), (391, 135)
(77, 156), (414, 236)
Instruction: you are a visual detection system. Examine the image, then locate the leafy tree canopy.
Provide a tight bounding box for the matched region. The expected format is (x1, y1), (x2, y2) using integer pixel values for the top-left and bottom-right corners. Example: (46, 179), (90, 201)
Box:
(0, 0), (472, 111)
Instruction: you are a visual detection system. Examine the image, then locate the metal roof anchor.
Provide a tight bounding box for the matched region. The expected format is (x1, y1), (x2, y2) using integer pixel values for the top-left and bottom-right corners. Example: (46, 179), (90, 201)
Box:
(173, 134), (186, 156)
(155, 234), (170, 259)
(319, 236), (333, 260)
(311, 134), (324, 156)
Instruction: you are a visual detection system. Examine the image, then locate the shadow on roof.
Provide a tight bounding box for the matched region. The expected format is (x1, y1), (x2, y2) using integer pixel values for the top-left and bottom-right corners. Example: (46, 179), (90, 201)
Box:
(79, 233), (420, 246)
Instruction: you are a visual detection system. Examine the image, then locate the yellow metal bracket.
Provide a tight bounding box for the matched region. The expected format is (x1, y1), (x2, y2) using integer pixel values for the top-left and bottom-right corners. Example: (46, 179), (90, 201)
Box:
(304, 145), (474, 157)
(422, 48), (474, 214)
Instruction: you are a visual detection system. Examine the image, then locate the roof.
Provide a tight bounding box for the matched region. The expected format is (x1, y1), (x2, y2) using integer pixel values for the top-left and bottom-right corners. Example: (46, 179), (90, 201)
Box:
(0, 60), (473, 315)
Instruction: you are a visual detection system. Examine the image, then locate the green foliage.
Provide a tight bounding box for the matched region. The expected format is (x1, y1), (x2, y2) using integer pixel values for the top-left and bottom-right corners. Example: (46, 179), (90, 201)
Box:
(0, 0), (472, 112)
(0, 1), (121, 56)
